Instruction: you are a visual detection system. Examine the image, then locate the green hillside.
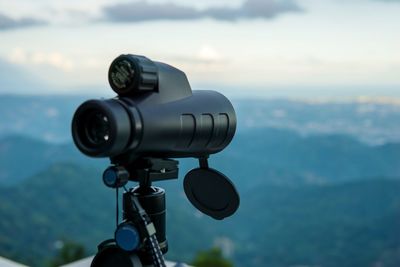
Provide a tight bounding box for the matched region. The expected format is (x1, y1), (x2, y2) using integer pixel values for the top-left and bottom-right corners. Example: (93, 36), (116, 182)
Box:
(0, 135), (105, 185)
(215, 128), (400, 189)
(230, 180), (400, 267)
(2, 128), (400, 187)
(0, 164), (114, 266)
(0, 129), (399, 266)
(0, 163), (399, 267)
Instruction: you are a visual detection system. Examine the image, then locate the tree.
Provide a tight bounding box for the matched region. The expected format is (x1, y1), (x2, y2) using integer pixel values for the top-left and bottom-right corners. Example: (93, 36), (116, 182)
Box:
(48, 240), (86, 267)
(191, 247), (233, 267)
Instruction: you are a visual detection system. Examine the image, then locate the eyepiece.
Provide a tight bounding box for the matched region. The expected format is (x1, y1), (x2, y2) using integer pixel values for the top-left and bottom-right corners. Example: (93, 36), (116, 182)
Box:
(108, 55), (158, 96)
(72, 99), (132, 157)
(108, 58), (136, 94)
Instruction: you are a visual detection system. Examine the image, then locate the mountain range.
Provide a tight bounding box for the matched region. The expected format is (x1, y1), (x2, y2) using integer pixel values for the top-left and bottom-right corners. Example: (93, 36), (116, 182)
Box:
(0, 95), (399, 267)
(1, 95), (400, 144)
(0, 162), (399, 267)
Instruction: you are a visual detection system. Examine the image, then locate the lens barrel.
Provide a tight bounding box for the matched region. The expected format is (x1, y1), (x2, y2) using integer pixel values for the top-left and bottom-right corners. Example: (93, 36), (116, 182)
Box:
(71, 90), (236, 160)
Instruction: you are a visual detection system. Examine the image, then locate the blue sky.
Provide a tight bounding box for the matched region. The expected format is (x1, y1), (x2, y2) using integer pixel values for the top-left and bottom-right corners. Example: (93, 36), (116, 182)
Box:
(0, 0), (399, 99)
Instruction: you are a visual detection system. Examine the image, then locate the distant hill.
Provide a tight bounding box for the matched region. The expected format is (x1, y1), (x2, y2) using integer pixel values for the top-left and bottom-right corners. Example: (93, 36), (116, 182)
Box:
(0, 94), (399, 267)
(235, 98), (400, 145)
(1, 129), (399, 187)
(1, 95), (400, 145)
(0, 135), (105, 185)
(0, 164), (114, 266)
(229, 179), (400, 267)
(0, 163), (399, 267)
(216, 128), (400, 189)
(0, 95), (86, 143)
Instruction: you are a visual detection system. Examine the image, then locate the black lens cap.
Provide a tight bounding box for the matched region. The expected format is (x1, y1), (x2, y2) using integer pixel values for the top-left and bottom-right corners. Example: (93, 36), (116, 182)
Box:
(183, 168), (240, 220)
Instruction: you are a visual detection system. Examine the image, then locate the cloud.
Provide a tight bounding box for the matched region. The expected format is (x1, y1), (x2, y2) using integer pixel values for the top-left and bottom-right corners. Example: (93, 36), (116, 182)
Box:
(9, 48), (74, 72)
(102, 0), (302, 23)
(0, 12), (46, 30)
(196, 45), (224, 63)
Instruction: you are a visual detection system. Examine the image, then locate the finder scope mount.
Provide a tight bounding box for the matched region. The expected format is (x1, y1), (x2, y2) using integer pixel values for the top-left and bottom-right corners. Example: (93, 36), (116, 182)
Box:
(71, 54), (240, 267)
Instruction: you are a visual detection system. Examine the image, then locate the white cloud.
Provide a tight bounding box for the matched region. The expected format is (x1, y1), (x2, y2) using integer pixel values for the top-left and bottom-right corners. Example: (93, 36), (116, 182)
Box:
(196, 45), (223, 63)
(9, 48), (74, 71)
(0, 0), (399, 97)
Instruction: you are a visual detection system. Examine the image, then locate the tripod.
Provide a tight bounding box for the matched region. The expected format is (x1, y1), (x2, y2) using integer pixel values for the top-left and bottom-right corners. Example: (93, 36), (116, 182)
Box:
(91, 157), (239, 267)
(91, 158), (178, 267)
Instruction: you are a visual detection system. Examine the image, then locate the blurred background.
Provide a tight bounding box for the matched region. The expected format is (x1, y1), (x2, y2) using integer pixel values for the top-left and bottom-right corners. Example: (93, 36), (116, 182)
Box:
(0, 0), (399, 266)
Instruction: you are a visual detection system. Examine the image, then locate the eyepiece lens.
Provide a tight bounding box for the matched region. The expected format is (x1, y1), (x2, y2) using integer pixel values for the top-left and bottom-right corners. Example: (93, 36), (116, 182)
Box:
(110, 59), (135, 91)
(84, 111), (111, 146)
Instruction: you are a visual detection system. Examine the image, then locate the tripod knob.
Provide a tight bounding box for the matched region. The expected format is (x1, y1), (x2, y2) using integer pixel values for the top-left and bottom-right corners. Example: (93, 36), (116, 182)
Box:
(115, 222), (140, 251)
(103, 166), (129, 188)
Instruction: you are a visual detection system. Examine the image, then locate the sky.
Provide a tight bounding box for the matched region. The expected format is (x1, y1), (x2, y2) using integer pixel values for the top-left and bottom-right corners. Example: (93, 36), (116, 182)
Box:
(0, 0), (399, 99)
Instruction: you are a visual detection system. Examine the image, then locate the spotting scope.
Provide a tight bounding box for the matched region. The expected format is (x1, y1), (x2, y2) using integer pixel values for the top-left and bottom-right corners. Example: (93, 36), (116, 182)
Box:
(72, 54), (236, 165)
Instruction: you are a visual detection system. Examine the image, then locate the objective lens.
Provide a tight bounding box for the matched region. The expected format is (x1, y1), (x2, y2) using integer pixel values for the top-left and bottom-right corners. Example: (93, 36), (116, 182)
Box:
(72, 99), (133, 158)
(84, 111), (111, 146)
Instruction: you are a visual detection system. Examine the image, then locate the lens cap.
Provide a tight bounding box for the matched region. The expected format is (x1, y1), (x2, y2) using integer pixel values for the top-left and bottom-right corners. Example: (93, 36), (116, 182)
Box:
(183, 168), (239, 220)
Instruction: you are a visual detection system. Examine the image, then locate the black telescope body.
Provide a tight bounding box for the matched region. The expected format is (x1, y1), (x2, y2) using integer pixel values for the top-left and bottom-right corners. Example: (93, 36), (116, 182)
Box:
(72, 55), (236, 163)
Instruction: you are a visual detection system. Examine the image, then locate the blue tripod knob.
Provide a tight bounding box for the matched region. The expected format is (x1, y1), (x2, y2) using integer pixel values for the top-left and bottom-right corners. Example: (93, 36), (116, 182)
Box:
(115, 223), (140, 251)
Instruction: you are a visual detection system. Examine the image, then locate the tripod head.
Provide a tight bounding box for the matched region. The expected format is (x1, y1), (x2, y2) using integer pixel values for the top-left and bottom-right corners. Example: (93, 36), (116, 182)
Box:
(71, 54), (240, 266)
(103, 156), (239, 220)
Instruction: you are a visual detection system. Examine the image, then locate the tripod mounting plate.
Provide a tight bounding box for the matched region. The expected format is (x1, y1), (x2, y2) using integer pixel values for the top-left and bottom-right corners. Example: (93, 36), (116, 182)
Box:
(128, 158), (179, 185)
(183, 167), (239, 220)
